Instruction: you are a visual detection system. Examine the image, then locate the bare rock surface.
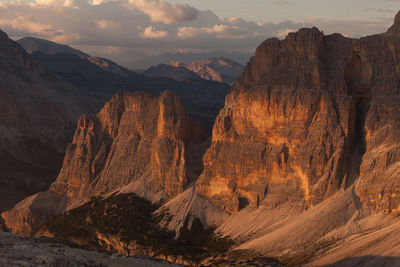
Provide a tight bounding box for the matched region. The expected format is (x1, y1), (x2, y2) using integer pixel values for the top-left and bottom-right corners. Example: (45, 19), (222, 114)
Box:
(0, 232), (181, 267)
(167, 11), (400, 266)
(196, 12), (400, 216)
(3, 90), (206, 235)
(51, 90), (206, 201)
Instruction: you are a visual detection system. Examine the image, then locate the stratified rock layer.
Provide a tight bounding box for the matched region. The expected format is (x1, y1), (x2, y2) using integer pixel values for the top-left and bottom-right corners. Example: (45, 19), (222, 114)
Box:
(196, 12), (400, 215)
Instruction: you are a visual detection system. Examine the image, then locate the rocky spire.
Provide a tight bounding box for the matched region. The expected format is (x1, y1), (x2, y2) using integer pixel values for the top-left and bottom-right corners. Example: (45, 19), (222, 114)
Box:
(386, 11), (400, 35)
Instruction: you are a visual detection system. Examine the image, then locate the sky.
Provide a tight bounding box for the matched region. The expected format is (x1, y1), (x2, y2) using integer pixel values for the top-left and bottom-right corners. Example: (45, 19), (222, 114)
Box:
(0, 0), (398, 65)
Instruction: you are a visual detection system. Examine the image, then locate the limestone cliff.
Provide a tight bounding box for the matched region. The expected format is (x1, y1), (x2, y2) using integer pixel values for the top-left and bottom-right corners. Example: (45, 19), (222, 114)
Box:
(51, 90), (206, 201)
(2, 90), (206, 235)
(196, 13), (400, 215)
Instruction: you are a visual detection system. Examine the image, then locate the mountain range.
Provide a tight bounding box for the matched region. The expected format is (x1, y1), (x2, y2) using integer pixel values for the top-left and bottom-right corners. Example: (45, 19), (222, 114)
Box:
(143, 57), (244, 85)
(1, 11), (400, 267)
(129, 50), (252, 70)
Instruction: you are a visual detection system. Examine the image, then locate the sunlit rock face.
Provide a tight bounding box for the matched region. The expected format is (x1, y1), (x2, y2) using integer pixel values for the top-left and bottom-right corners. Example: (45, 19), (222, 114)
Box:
(3, 90), (206, 235)
(51, 90), (206, 202)
(196, 13), (400, 215)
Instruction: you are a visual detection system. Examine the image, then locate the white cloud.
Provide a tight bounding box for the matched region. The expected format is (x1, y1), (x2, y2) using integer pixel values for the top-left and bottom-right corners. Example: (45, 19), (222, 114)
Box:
(140, 26), (168, 39)
(127, 0), (198, 24)
(178, 24), (252, 40)
(0, 14), (51, 34)
(177, 26), (200, 39)
(0, 12), (80, 43)
(95, 19), (117, 29)
(90, 0), (117, 6)
(34, 0), (76, 8)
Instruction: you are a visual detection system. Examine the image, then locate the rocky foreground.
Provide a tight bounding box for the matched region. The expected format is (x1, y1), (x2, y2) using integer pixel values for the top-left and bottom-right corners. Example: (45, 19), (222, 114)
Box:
(0, 232), (181, 267)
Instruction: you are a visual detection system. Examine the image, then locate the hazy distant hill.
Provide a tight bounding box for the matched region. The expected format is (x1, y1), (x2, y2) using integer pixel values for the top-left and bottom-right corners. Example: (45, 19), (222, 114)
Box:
(18, 37), (132, 77)
(168, 57), (244, 84)
(17, 37), (88, 58)
(131, 50), (252, 69)
(143, 63), (201, 81)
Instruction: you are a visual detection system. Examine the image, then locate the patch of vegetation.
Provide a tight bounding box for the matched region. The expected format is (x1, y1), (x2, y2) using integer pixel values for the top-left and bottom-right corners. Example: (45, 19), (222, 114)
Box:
(42, 193), (234, 264)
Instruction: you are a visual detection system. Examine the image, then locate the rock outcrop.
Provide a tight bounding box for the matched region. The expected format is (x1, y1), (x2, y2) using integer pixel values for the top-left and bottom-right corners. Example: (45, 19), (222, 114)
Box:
(3, 90), (206, 235)
(51, 90), (206, 201)
(196, 13), (400, 215)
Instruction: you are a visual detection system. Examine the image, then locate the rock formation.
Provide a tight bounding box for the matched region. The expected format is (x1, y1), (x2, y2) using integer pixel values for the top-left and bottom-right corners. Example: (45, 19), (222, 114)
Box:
(196, 13), (400, 215)
(4, 11), (400, 267)
(2, 90), (206, 235)
(51, 90), (206, 201)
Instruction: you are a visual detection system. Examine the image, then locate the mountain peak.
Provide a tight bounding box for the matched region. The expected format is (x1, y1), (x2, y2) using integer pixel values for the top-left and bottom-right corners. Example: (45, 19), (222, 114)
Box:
(386, 11), (400, 35)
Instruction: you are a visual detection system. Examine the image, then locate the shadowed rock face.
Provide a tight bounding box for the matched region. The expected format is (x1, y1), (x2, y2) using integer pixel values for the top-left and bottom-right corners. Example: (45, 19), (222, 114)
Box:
(196, 13), (400, 215)
(0, 30), (95, 211)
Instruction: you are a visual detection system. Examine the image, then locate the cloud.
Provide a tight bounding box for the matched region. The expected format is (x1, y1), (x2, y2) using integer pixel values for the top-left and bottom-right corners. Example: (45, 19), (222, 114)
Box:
(90, 0), (117, 5)
(0, 0), (394, 67)
(127, 0), (198, 24)
(305, 18), (392, 38)
(34, 0), (76, 8)
(177, 26), (200, 39)
(95, 19), (117, 29)
(177, 24), (249, 39)
(364, 8), (394, 14)
(276, 28), (296, 38)
(0, 14), (50, 34)
(140, 26), (168, 38)
(0, 12), (80, 42)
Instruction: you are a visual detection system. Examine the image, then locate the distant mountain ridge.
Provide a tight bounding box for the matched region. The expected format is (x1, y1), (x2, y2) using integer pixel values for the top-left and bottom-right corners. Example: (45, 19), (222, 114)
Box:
(143, 63), (201, 82)
(168, 57), (244, 84)
(17, 37), (88, 57)
(131, 50), (252, 69)
(143, 57), (244, 85)
(17, 37), (230, 130)
(17, 37), (132, 77)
